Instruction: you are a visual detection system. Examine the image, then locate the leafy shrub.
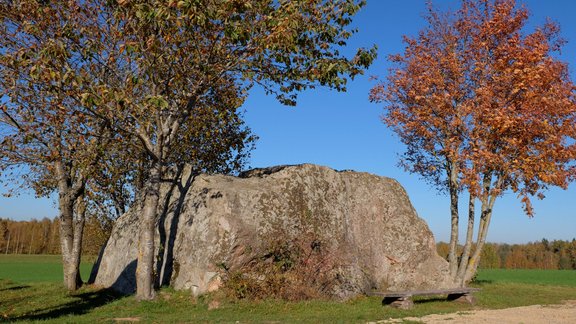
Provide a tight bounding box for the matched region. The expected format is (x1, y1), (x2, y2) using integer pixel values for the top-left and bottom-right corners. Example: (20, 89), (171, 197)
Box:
(220, 231), (340, 301)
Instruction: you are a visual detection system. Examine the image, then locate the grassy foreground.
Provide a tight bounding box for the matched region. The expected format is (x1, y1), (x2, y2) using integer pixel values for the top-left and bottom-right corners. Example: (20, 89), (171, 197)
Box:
(1, 255), (576, 323)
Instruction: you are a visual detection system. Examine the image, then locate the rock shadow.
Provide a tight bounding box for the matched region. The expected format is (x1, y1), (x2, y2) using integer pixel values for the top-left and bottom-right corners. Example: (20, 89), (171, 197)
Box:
(87, 237), (109, 285)
(156, 166), (196, 288)
(109, 259), (138, 294)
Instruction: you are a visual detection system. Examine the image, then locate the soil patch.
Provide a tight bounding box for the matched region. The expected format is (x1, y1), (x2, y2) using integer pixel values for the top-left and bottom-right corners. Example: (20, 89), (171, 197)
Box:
(374, 300), (576, 323)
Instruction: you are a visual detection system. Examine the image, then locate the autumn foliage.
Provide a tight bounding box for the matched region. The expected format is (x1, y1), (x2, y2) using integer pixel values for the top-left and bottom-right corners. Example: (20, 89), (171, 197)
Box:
(0, 0), (122, 291)
(371, 0), (576, 284)
(1, 0), (375, 300)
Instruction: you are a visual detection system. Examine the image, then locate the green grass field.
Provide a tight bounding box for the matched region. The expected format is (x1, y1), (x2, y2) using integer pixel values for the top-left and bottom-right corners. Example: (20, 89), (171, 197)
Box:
(0, 254), (93, 283)
(475, 268), (576, 287)
(0, 255), (575, 323)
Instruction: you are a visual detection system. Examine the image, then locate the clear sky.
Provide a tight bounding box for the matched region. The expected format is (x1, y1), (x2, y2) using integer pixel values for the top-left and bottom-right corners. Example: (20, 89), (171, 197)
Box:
(1, 0), (575, 244)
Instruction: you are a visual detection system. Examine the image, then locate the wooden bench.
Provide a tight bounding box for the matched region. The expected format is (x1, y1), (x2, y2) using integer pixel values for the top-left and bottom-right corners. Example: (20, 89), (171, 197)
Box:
(368, 288), (481, 310)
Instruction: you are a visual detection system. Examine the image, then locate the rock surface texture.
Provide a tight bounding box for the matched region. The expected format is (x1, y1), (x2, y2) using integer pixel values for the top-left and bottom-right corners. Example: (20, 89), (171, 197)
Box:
(91, 164), (454, 298)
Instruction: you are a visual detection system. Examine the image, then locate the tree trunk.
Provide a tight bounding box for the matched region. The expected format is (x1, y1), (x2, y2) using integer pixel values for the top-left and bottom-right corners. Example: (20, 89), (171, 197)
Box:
(463, 209), (492, 283)
(59, 194), (81, 291)
(28, 228), (36, 254)
(49, 220), (58, 254)
(463, 193), (499, 282)
(56, 161), (85, 292)
(456, 194), (475, 285)
(447, 162), (460, 278)
(462, 175), (501, 283)
(15, 229), (20, 254)
(5, 231), (10, 255)
(136, 163), (161, 300)
(71, 196), (87, 288)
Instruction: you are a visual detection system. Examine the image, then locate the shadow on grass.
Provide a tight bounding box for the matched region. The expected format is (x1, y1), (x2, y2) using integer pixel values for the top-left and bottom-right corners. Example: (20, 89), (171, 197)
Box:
(471, 279), (494, 285)
(0, 284), (30, 292)
(381, 296), (480, 307)
(11, 288), (125, 322)
(413, 297), (457, 304)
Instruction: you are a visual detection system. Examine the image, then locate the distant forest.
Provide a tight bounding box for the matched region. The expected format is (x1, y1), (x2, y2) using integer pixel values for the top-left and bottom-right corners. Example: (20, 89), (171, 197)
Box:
(1, 217), (575, 270)
(437, 240), (576, 270)
(0, 217), (109, 257)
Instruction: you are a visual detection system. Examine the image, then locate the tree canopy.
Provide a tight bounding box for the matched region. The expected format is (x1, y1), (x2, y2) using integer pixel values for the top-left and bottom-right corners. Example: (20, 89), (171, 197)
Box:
(2, 0), (376, 299)
(370, 0), (576, 284)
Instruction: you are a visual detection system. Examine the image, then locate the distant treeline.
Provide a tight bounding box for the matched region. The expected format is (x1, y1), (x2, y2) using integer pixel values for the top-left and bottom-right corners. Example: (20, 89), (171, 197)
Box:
(3, 217), (576, 271)
(0, 217), (109, 257)
(438, 239), (576, 270)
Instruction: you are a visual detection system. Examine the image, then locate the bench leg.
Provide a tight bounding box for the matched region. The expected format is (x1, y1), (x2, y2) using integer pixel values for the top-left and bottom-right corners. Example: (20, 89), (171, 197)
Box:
(447, 293), (475, 305)
(382, 296), (414, 310)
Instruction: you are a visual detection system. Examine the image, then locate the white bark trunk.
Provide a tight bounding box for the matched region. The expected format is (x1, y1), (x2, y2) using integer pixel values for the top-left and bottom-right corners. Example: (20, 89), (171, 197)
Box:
(5, 232), (10, 255)
(447, 161), (460, 278)
(28, 228), (36, 254)
(463, 216), (489, 282)
(456, 194), (475, 285)
(462, 175), (501, 283)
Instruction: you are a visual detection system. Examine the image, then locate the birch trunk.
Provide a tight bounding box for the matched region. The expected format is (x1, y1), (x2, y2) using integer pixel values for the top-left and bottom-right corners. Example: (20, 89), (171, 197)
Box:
(462, 175), (501, 283)
(5, 232), (9, 254)
(447, 161), (460, 277)
(14, 230), (20, 254)
(463, 200), (495, 283)
(456, 194), (475, 285)
(28, 228), (36, 254)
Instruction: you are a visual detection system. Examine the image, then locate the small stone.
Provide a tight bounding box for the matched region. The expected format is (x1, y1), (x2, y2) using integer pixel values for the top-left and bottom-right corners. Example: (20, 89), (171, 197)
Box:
(390, 298), (414, 310)
(207, 300), (221, 310)
(449, 293), (476, 305)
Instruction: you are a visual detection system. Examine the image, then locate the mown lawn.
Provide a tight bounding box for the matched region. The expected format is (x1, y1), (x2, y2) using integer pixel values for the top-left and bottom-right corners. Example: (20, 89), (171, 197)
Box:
(0, 255), (575, 323)
(475, 268), (576, 287)
(0, 254), (93, 283)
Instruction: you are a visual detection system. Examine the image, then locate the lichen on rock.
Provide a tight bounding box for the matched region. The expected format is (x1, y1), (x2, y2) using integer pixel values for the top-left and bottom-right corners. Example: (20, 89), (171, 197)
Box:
(91, 164), (454, 299)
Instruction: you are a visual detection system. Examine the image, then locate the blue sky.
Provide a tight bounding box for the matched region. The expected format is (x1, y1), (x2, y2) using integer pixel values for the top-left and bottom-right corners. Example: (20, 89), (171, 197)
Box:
(1, 0), (575, 243)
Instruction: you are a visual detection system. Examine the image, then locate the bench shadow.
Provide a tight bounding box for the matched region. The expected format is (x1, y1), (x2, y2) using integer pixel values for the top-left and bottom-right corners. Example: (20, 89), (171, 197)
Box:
(10, 287), (124, 322)
(381, 296), (479, 306)
(412, 297), (458, 304)
(381, 296), (449, 306)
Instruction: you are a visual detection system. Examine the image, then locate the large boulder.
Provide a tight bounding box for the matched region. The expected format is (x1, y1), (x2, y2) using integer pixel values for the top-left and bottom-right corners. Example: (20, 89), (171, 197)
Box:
(91, 164), (454, 298)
